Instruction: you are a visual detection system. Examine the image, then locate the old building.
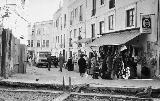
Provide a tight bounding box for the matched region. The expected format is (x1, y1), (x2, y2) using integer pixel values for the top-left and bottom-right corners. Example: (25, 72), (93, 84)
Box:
(27, 20), (53, 63)
(53, 0), (88, 61)
(52, 0), (160, 78)
(87, 0), (160, 78)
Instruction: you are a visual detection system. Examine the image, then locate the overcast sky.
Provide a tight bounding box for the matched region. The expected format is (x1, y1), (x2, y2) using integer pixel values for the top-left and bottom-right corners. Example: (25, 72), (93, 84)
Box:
(0, 0), (61, 44)
(26, 0), (61, 23)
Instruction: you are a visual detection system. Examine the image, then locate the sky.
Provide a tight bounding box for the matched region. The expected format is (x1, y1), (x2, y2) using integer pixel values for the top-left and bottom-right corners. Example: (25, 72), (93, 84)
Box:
(26, 0), (61, 23)
(0, 0), (61, 44)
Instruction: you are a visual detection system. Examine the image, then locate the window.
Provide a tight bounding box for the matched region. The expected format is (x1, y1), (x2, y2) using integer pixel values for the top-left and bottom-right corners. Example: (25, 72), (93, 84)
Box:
(64, 34), (65, 48)
(56, 18), (59, 28)
(100, 0), (104, 5)
(42, 40), (45, 47)
(109, 0), (115, 9)
(79, 27), (82, 36)
(32, 30), (34, 35)
(56, 36), (57, 43)
(37, 40), (40, 47)
(100, 21), (105, 34)
(92, 0), (96, 16)
(61, 35), (62, 44)
(75, 8), (78, 18)
(46, 40), (49, 47)
(70, 11), (74, 25)
(61, 17), (62, 30)
(64, 14), (66, 28)
(37, 29), (41, 35)
(126, 8), (135, 27)
(91, 24), (95, 38)
(74, 29), (77, 38)
(31, 40), (33, 47)
(69, 31), (72, 47)
(27, 40), (30, 47)
(79, 5), (83, 21)
(109, 15), (114, 30)
(58, 36), (59, 43)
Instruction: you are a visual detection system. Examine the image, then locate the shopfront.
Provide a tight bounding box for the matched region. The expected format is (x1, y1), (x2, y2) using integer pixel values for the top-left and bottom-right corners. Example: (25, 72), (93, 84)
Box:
(87, 28), (157, 79)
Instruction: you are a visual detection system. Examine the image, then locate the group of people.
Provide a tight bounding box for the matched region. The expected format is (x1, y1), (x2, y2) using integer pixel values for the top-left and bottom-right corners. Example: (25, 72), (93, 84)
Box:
(46, 52), (65, 72)
(78, 53), (99, 78)
(46, 52), (100, 79)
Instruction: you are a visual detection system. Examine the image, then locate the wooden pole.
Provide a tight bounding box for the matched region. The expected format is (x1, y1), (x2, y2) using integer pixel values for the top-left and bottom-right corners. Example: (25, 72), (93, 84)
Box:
(63, 76), (65, 91)
(69, 77), (71, 92)
(1, 29), (7, 79)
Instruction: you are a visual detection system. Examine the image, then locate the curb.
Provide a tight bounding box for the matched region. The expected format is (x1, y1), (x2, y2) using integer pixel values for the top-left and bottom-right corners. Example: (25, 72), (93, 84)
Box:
(0, 80), (160, 98)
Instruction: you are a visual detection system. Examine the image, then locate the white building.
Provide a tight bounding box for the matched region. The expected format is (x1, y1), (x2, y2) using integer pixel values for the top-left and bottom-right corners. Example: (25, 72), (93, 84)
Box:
(27, 20), (53, 60)
(52, 0), (160, 78)
(86, 0), (160, 78)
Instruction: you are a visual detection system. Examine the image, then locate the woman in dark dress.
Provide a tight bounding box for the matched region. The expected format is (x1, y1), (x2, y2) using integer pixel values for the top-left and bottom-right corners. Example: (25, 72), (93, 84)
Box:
(78, 54), (87, 77)
(66, 57), (74, 71)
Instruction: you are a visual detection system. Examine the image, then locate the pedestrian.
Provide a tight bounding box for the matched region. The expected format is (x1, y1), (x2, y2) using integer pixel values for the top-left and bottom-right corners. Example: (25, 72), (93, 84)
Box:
(59, 52), (64, 72)
(47, 54), (52, 71)
(84, 55), (90, 75)
(66, 57), (74, 71)
(54, 57), (58, 68)
(78, 54), (87, 77)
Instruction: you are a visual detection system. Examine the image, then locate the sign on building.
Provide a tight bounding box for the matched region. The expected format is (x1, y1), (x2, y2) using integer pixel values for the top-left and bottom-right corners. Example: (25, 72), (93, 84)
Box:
(140, 15), (152, 33)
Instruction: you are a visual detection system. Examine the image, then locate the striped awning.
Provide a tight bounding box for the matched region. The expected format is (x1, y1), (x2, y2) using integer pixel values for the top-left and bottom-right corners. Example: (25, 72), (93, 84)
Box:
(87, 29), (141, 46)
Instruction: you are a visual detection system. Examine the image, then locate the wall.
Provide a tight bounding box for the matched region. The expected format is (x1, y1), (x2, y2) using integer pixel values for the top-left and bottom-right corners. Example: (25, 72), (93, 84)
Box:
(0, 29), (25, 78)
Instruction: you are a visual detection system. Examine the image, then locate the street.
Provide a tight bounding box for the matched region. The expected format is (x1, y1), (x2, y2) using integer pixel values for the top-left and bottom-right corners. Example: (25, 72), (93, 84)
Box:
(0, 65), (160, 100)
(0, 89), (63, 101)
(3, 65), (160, 89)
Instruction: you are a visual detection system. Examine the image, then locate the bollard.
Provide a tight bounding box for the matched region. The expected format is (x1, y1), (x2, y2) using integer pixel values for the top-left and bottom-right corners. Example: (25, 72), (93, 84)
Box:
(69, 77), (71, 92)
(63, 76), (65, 91)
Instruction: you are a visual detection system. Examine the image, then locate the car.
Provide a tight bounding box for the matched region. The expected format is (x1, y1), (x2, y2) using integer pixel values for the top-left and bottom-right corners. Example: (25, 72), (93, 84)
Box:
(36, 58), (48, 68)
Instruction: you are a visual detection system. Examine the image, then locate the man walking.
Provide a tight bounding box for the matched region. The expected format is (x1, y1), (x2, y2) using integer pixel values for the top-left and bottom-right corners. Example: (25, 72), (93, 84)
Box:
(78, 54), (87, 77)
(59, 52), (64, 72)
(47, 54), (52, 71)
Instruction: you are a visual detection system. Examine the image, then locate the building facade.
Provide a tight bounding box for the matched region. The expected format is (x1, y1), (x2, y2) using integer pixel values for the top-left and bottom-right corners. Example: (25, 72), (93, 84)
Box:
(86, 0), (160, 78)
(27, 20), (53, 62)
(52, 0), (160, 78)
(53, 0), (88, 61)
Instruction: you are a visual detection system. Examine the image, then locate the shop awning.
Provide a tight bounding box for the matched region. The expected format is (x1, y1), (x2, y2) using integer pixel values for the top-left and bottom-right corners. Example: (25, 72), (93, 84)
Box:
(87, 29), (141, 46)
(75, 38), (92, 43)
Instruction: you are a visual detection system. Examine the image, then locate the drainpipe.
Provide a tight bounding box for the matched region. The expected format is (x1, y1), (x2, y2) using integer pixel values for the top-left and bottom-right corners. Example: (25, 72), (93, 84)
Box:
(135, 1), (138, 28)
(157, 0), (160, 76)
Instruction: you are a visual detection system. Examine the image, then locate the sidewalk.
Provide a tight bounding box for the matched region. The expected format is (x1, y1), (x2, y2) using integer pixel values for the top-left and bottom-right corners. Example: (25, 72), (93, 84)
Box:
(1, 65), (160, 90)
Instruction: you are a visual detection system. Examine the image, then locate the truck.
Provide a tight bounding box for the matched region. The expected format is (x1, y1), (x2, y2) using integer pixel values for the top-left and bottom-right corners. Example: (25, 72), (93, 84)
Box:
(36, 51), (51, 68)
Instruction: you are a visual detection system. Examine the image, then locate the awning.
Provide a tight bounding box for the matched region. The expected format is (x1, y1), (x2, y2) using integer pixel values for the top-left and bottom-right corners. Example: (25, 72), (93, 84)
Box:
(84, 46), (99, 52)
(87, 29), (141, 46)
(74, 38), (92, 43)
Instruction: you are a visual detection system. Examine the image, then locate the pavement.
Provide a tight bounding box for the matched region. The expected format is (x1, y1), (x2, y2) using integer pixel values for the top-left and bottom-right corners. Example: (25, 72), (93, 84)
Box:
(0, 64), (160, 90)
